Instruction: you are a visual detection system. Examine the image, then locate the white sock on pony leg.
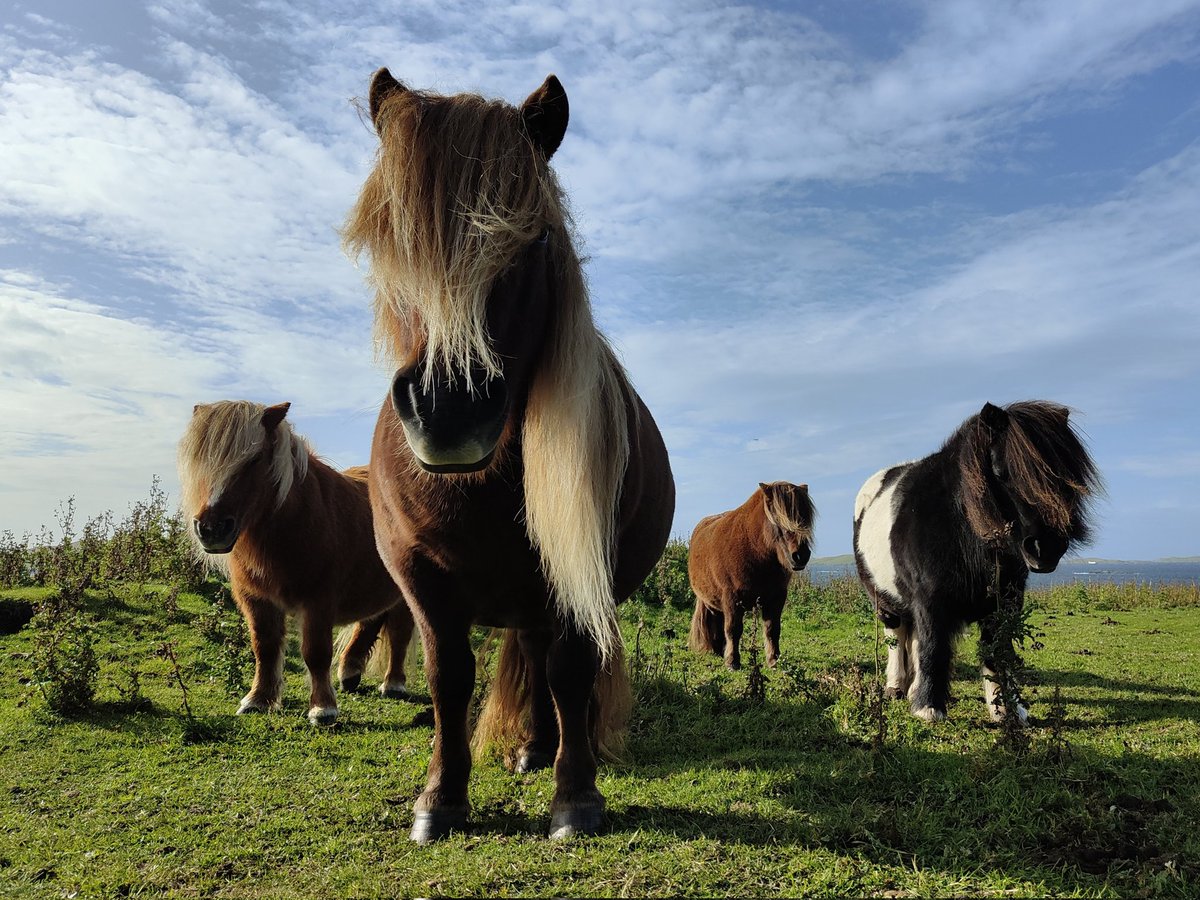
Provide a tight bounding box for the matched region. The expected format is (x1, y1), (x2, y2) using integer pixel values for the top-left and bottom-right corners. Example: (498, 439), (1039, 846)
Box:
(884, 624), (912, 698)
(981, 664), (1028, 724)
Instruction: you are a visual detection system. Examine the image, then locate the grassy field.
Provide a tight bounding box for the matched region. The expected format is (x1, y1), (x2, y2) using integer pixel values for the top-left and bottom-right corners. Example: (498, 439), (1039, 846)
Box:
(2, 570), (1198, 899)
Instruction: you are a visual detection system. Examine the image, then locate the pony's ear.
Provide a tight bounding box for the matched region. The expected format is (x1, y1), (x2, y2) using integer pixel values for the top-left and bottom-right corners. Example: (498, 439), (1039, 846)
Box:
(521, 74), (568, 159)
(797, 483), (809, 493)
(192, 404), (201, 415)
(262, 402), (291, 432)
(979, 402), (1009, 434)
(369, 67), (408, 129)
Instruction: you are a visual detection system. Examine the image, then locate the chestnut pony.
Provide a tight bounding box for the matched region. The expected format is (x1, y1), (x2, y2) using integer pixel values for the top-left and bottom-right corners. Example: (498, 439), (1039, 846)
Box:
(343, 70), (675, 842)
(688, 482), (816, 669)
(178, 401), (416, 724)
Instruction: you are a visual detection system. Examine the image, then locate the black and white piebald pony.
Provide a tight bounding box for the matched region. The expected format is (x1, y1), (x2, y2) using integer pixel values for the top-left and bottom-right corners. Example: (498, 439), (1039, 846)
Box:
(854, 401), (1100, 724)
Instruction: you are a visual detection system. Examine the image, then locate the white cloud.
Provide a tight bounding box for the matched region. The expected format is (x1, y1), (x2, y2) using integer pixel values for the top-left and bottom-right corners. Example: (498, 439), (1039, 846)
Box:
(2, 0), (1199, 557)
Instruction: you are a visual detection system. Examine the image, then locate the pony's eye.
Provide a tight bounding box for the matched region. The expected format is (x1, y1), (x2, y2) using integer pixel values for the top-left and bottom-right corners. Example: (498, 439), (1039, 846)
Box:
(535, 228), (550, 245)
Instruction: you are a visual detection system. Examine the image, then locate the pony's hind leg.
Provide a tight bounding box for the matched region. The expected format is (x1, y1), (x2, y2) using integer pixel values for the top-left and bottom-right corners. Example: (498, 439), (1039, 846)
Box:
(546, 625), (604, 839)
(380, 605), (416, 699)
(337, 614), (385, 693)
(236, 592), (286, 714)
(301, 609), (339, 725)
(979, 620), (1029, 724)
(884, 621), (914, 700)
(516, 628), (558, 773)
(723, 602), (746, 670)
(688, 596), (725, 657)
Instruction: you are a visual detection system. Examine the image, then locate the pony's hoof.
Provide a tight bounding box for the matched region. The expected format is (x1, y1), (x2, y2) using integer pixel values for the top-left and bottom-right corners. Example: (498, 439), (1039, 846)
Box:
(515, 749), (554, 774)
(989, 703), (1029, 724)
(913, 706), (947, 723)
(549, 804), (604, 840)
(237, 697), (270, 714)
(339, 672), (362, 693)
(410, 808), (467, 844)
(724, 658), (741, 671)
(307, 706), (338, 726)
(884, 687), (907, 701)
(380, 681), (410, 700)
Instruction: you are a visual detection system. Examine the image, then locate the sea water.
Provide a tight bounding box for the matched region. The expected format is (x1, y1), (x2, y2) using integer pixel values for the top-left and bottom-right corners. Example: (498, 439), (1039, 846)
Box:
(806, 559), (1200, 587)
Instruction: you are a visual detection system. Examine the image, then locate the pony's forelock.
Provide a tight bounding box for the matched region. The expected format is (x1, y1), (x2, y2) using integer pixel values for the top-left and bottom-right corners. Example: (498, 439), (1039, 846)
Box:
(177, 401), (310, 520)
(960, 401), (1101, 543)
(342, 86), (564, 389)
(762, 482), (816, 539)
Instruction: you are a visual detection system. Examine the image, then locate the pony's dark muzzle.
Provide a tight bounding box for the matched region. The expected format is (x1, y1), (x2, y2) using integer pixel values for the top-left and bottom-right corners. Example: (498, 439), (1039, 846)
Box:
(194, 515), (238, 553)
(390, 367), (509, 474)
(791, 546), (811, 571)
(1021, 533), (1068, 573)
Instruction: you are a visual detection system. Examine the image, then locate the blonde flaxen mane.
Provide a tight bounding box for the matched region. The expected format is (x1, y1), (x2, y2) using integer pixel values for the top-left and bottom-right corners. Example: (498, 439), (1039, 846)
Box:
(177, 401), (310, 519)
(343, 83), (633, 664)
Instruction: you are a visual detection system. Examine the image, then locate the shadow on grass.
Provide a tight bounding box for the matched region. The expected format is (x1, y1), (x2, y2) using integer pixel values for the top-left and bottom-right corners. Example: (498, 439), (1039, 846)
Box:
(1027, 667), (1200, 725)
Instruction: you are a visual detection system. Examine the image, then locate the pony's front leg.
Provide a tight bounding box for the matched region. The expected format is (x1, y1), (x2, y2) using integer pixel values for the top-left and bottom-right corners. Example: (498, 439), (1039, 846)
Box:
(380, 605), (416, 699)
(979, 620), (1028, 724)
(235, 592), (286, 714)
(301, 609), (339, 725)
(411, 624), (475, 843)
(337, 613), (385, 693)
(908, 610), (952, 723)
(546, 625), (603, 839)
(760, 596), (784, 667)
(515, 628), (558, 773)
(884, 621), (914, 700)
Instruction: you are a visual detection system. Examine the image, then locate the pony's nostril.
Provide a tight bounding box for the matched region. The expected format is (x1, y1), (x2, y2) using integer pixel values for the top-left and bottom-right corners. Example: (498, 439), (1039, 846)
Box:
(1022, 536), (1041, 559)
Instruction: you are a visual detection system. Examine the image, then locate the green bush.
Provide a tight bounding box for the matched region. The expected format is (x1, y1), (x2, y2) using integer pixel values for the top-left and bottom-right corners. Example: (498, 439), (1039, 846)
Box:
(631, 537), (693, 610)
(29, 592), (99, 714)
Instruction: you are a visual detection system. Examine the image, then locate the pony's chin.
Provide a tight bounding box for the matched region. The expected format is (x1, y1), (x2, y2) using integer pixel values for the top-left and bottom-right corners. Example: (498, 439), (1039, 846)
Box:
(1023, 554), (1059, 574)
(199, 542), (236, 555)
(413, 446), (497, 474)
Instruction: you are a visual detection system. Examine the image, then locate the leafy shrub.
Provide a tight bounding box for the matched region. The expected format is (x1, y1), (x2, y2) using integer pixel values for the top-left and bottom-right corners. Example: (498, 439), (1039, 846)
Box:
(29, 592), (99, 714)
(631, 537), (693, 610)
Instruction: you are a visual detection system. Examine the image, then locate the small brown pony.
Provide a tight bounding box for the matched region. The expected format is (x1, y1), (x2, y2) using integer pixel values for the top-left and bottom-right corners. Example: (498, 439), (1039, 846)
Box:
(178, 400), (416, 724)
(688, 482), (816, 669)
(344, 70), (675, 841)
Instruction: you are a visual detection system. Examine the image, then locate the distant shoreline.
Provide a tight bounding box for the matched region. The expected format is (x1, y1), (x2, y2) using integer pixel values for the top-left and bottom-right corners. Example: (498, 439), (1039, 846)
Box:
(810, 554), (1200, 566)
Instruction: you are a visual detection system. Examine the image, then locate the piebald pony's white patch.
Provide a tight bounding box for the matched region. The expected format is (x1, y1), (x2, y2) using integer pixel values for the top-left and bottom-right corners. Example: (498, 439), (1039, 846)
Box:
(854, 466), (908, 603)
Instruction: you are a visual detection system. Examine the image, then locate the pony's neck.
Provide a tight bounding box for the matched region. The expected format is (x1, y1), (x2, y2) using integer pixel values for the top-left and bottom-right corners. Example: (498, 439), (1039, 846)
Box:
(233, 453), (322, 557)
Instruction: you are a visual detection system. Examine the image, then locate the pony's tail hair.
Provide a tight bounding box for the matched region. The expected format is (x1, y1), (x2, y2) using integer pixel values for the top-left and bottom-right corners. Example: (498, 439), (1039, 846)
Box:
(522, 296), (631, 667)
(593, 642), (632, 764)
(689, 599), (725, 655)
(471, 630), (530, 767)
(470, 631), (632, 767)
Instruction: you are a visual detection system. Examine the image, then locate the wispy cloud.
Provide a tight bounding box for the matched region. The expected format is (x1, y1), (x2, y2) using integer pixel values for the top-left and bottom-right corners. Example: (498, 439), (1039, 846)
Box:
(1, 0), (1199, 556)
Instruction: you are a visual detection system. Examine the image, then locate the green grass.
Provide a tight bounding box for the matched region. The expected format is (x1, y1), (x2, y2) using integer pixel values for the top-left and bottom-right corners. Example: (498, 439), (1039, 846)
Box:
(1, 581), (1197, 898)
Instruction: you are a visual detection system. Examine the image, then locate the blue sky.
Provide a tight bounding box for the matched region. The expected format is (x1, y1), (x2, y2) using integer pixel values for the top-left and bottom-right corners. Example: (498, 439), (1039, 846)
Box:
(2, 0), (1199, 559)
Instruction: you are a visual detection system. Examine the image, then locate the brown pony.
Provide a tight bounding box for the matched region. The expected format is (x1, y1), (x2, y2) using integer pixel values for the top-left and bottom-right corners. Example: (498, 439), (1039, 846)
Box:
(688, 482), (816, 669)
(178, 400), (416, 724)
(343, 70), (675, 841)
